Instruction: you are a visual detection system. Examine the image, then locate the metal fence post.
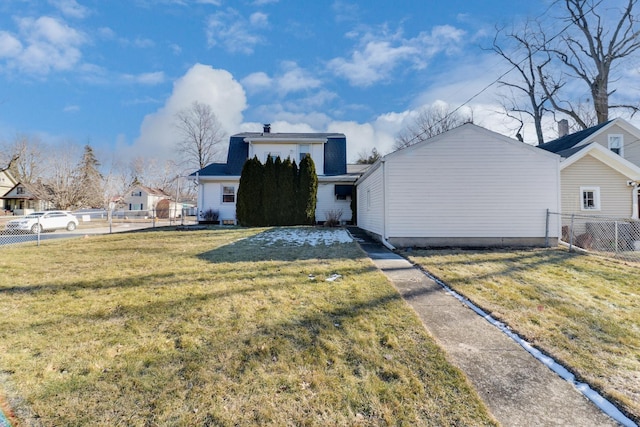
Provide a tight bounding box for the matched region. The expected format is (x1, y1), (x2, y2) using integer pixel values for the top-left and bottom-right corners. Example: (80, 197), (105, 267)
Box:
(545, 209), (550, 247)
(614, 221), (619, 253)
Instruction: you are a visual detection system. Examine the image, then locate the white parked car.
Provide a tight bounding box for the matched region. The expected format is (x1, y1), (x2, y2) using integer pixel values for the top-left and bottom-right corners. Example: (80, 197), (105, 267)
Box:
(5, 211), (79, 234)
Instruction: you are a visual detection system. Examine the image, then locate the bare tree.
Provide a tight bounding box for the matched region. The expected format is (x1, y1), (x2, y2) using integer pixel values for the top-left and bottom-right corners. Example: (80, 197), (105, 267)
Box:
(45, 141), (82, 209)
(2, 134), (49, 183)
(492, 0), (640, 132)
(493, 23), (559, 145)
(355, 147), (381, 164)
(394, 104), (471, 150)
(543, 0), (640, 125)
(174, 101), (226, 170)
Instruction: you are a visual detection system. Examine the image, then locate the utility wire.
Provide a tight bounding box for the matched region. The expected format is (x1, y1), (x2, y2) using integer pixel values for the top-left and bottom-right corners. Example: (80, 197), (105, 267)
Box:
(398, 3), (592, 148)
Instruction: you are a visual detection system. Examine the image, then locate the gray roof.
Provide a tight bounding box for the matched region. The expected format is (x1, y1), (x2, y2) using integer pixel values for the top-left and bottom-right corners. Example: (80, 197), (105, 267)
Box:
(538, 120), (611, 156)
(233, 132), (346, 139)
(192, 132), (348, 177)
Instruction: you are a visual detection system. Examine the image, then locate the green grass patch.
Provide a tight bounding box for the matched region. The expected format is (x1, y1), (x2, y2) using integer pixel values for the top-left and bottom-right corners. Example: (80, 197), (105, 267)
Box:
(0, 227), (496, 426)
(403, 247), (640, 422)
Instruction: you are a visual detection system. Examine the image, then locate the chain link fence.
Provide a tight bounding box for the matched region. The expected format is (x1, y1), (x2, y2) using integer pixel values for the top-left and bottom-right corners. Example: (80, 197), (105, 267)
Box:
(548, 211), (640, 262)
(0, 208), (197, 248)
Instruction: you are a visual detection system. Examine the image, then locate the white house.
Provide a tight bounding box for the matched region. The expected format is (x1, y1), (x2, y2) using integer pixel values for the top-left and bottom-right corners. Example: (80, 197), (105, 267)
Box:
(0, 169), (17, 212)
(355, 123), (561, 248)
(1, 182), (53, 215)
(123, 185), (179, 218)
(192, 125), (359, 224)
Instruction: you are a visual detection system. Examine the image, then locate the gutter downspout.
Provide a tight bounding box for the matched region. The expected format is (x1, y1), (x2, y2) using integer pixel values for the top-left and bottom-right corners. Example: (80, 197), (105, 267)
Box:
(381, 158), (396, 251)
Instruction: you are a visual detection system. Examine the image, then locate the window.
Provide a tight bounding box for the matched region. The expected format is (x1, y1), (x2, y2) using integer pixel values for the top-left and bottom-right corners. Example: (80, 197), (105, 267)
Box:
(222, 186), (235, 203)
(264, 152), (280, 163)
(131, 190), (142, 197)
(16, 186), (24, 195)
(580, 186), (601, 211)
(299, 144), (310, 162)
(335, 184), (352, 201)
(608, 134), (624, 156)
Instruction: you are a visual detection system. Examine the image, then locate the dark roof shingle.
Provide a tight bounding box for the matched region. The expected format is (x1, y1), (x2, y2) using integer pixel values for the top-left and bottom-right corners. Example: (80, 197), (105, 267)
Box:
(538, 120), (611, 155)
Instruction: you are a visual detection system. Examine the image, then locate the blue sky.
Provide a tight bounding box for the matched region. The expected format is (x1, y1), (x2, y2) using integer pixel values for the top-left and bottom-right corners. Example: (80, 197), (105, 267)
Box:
(0, 0), (637, 168)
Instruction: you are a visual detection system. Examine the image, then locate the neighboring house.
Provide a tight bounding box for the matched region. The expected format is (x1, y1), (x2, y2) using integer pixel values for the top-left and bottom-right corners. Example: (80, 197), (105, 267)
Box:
(1, 182), (53, 215)
(124, 185), (178, 218)
(192, 124), (359, 224)
(0, 169), (17, 211)
(539, 119), (640, 220)
(356, 123), (561, 248)
(538, 118), (640, 167)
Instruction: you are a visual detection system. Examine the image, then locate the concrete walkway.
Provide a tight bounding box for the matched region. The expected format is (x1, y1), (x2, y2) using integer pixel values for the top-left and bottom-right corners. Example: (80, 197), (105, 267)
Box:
(348, 228), (620, 427)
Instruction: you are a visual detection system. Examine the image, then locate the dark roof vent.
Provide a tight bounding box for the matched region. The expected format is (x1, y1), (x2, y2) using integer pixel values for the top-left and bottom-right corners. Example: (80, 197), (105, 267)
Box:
(263, 123), (271, 134)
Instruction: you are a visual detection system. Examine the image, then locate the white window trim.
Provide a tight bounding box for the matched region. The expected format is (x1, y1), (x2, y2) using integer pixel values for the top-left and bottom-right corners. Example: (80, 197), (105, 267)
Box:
(608, 134), (624, 157)
(299, 144), (311, 162)
(580, 186), (601, 211)
(221, 185), (236, 204)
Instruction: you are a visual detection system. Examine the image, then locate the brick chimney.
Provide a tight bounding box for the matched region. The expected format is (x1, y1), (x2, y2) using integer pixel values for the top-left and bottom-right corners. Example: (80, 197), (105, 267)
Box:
(263, 123), (271, 134)
(558, 119), (569, 137)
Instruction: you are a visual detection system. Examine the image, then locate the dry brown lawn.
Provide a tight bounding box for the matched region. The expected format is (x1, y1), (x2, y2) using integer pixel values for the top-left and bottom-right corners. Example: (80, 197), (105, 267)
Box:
(0, 227), (497, 426)
(403, 247), (640, 423)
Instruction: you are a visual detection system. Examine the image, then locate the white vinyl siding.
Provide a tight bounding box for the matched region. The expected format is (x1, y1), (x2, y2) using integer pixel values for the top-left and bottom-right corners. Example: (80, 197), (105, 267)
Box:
(357, 124), (560, 244)
(315, 182), (352, 223)
(356, 165), (385, 237)
(248, 142), (325, 173)
(199, 178), (239, 222)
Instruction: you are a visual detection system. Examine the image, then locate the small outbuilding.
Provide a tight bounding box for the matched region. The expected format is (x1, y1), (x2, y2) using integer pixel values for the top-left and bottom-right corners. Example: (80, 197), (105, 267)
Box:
(355, 123), (561, 248)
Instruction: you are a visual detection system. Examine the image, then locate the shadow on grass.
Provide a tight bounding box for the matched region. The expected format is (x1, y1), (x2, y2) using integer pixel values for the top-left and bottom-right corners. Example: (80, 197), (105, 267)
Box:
(197, 228), (366, 263)
(405, 248), (582, 286)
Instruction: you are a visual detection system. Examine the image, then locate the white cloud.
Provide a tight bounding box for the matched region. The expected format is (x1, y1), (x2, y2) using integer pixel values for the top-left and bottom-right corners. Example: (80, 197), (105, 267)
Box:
(242, 71), (272, 92)
(169, 43), (182, 55)
(122, 71), (166, 85)
(242, 62), (322, 96)
(1, 16), (87, 74)
(0, 31), (22, 57)
(206, 8), (266, 54)
(49, 0), (90, 19)
(97, 27), (116, 40)
(249, 12), (269, 27)
(277, 61), (322, 93)
(63, 104), (79, 112)
(328, 25), (466, 87)
(127, 64), (247, 168)
(133, 37), (155, 48)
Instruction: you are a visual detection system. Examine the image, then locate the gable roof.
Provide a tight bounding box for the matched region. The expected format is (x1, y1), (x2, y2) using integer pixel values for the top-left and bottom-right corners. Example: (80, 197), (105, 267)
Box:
(1, 181), (49, 200)
(0, 168), (17, 185)
(192, 131), (348, 177)
(536, 118), (640, 158)
(560, 142), (640, 179)
(136, 185), (171, 197)
(357, 123), (558, 184)
(537, 120), (612, 154)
